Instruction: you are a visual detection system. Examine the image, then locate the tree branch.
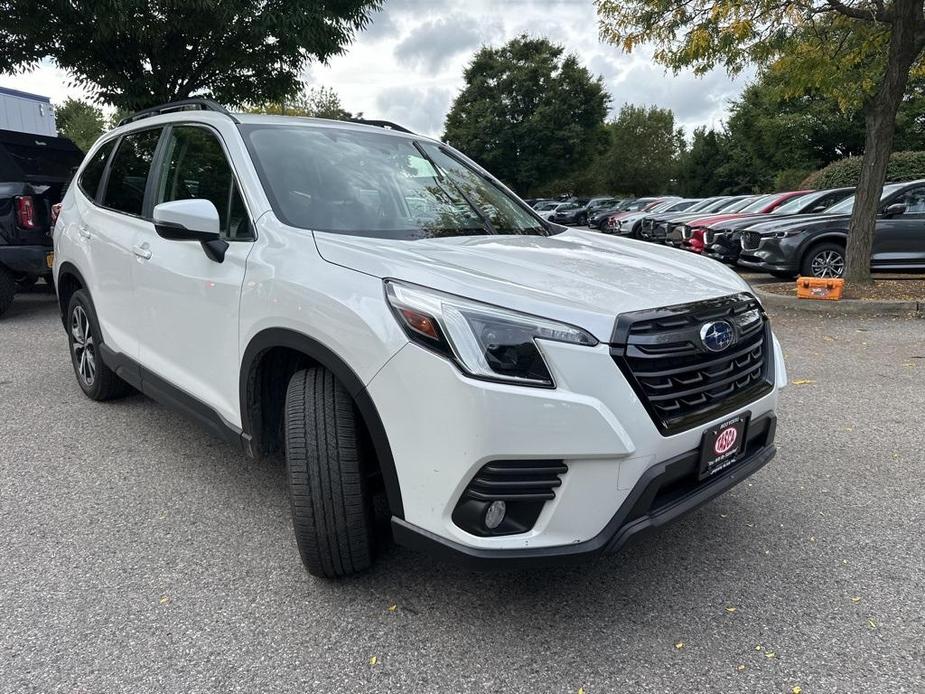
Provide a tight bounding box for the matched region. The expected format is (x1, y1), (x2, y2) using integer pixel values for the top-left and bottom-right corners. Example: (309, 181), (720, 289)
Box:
(825, 0), (891, 23)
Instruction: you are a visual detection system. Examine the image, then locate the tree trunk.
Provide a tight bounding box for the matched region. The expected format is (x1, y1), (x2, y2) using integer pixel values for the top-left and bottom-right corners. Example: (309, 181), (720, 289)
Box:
(845, 1), (925, 285)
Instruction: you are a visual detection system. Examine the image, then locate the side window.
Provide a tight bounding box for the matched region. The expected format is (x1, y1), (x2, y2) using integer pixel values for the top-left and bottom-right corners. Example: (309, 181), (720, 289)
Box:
(77, 140), (116, 201)
(155, 126), (251, 240)
(894, 186), (925, 214)
(102, 129), (162, 216)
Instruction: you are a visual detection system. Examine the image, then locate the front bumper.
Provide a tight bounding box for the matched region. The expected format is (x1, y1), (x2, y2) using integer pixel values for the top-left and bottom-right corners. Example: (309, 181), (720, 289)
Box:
(368, 331), (785, 558)
(737, 236), (801, 273)
(394, 417), (776, 568)
(0, 245), (54, 275)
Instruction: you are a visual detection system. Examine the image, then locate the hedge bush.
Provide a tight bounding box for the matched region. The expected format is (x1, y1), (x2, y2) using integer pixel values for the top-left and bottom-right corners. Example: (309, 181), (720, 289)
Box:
(801, 151), (925, 189)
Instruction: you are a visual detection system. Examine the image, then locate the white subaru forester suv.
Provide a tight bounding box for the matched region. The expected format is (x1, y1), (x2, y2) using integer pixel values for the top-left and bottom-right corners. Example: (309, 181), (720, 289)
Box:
(54, 100), (786, 578)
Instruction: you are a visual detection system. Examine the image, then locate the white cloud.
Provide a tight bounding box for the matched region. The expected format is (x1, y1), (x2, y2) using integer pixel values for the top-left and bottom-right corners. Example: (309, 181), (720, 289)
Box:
(1, 1), (753, 138)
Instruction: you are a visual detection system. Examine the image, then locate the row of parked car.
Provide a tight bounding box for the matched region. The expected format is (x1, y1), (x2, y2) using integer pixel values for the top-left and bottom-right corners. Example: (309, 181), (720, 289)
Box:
(530, 184), (925, 278)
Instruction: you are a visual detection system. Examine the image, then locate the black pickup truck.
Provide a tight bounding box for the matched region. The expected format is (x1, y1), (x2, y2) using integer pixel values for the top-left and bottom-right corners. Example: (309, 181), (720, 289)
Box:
(0, 128), (83, 316)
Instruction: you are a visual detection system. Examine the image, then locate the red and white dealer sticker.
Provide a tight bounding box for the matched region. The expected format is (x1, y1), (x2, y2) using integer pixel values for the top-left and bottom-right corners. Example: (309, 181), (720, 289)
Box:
(714, 426), (739, 456)
(699, 414), (749, 479)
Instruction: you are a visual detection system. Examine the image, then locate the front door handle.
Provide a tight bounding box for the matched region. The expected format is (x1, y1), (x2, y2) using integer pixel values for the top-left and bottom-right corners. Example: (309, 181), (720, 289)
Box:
(77, 224), (91, 240)
(133, 244), (152, 260)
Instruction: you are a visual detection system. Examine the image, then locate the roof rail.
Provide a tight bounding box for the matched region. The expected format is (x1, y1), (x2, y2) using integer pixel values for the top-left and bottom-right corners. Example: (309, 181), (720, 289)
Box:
(118, 98), (240, 127)
(350, 118), (415, 135)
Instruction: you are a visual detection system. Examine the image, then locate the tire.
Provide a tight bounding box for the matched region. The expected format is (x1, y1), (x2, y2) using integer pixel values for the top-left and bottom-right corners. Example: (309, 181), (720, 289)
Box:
(770, 270), (798, 280)
(0, 266), (16, 318)
(66, 289), (133, 400)
(285, 367), (374, 578)
(800, 242), (846, 278)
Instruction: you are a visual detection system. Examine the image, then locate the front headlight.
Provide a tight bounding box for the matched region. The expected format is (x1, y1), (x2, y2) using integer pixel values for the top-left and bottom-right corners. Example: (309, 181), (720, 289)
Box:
(384, 280), (597, 387)
(772, 230), (803, 238)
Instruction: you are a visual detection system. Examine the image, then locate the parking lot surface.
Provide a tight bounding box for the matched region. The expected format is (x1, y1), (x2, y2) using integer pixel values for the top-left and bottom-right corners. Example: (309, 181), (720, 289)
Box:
(1, 286), (923, 693)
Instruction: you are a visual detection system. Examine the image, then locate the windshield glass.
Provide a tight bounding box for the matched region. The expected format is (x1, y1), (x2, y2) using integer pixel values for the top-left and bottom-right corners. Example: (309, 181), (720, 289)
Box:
(535, 201), (557, 211)
(825, 183), (906, 215)
(773, 191), (820, 214)
(739, 194), (778, 213)
(242, 125), (547, 239)
(720, 196), (759, 213)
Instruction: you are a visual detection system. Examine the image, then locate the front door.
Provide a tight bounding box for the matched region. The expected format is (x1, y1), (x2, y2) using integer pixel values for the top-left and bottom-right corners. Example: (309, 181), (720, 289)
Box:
(874, 184), (925, 269)
(132, 124), (254, 427)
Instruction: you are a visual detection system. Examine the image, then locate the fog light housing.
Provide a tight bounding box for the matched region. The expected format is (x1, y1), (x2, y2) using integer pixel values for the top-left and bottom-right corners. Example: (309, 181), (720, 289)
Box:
(484, 500), (506, 530)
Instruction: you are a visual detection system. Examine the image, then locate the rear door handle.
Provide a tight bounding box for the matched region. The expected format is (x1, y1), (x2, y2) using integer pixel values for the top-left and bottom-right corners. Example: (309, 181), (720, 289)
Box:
(77, 224), (91, 239)
(133, 244), (152, 260)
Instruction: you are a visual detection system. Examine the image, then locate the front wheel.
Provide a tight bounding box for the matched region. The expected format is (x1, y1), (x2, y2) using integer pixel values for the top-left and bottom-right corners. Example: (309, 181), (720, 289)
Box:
(285, 367), (375, 578)
(801, 243), (845, 278)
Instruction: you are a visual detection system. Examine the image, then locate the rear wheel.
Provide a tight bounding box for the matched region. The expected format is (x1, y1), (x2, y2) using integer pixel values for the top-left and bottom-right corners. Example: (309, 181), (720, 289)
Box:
(66, 290), (133, 400)
(285, 367), (375, 578)
(0, 266), (16, 318)
(801, 242), (845, 278)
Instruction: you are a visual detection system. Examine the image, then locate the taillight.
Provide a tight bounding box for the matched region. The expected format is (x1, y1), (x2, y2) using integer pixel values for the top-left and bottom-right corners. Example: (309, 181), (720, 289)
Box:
(15, 196), (37, 230)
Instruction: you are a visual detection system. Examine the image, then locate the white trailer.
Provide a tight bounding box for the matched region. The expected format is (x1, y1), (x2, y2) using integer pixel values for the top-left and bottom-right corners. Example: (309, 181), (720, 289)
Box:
(0, 86), (57, 136)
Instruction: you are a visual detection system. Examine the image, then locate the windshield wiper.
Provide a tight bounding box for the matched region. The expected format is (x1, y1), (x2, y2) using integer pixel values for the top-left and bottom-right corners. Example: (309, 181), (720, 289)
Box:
(413, 141), (496, 235)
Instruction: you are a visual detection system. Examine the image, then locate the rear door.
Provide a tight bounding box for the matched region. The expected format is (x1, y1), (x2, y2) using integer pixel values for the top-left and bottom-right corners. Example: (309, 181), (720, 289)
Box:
(79, 128), (162, 358)
(874, 185), (925, 269)
(132, 123), (254, 425)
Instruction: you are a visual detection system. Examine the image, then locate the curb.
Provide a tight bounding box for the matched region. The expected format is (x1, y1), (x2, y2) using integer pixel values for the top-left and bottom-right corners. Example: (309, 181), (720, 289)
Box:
(755, 287), (924, 316)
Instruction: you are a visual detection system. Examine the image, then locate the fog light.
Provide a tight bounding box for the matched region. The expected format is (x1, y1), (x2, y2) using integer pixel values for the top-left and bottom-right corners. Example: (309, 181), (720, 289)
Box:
(484, 500), (506, 530)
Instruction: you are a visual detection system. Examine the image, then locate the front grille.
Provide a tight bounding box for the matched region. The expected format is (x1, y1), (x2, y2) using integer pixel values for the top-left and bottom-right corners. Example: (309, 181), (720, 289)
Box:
(742, 231), (761, 250)
(610, 294), (774, 434)
(461, 460), (568, 502)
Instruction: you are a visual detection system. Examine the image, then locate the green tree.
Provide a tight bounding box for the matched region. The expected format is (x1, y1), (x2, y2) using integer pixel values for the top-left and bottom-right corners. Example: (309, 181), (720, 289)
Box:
(597, 104), (684, 195)
(0, 0), (380, 111)
(245, 86), (353, 120)
(443, 36), (609, 195)
(596, 0), (925, 284)
(54, 98), (104, 152)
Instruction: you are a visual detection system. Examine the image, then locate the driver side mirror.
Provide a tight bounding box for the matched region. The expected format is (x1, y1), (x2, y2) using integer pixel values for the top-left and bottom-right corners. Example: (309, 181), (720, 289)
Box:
(153, 199), (228, 263)
(882, 202), (907, 218)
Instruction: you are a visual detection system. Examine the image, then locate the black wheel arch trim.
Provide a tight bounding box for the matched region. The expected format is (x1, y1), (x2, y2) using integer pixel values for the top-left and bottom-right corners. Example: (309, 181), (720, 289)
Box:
(240, 327), (405, 519)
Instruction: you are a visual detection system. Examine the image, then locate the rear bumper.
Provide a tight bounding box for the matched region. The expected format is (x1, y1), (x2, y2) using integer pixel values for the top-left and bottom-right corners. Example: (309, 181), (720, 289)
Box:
(0, 245), (53, 275)
(393, 414), (777, 569)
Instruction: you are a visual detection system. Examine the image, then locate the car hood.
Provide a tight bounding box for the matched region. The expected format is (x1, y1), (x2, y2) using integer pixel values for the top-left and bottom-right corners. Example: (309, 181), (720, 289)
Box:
(314, 228), (751, 341)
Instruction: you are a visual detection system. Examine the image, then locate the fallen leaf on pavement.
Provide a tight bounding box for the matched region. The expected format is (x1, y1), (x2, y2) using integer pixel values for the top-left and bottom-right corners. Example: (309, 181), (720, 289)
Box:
(725, 607), (737, 613)
(792, 379), (816, 385)
(792, 687), (803, 694)
(369, 656), (378, 666)
(387, 604), (397, 612)
(674, 641), (684, 650)
(851, 596), (861, 604)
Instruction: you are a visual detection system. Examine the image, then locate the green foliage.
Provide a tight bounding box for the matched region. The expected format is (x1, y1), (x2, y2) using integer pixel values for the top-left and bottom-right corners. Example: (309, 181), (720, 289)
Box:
(244, 86), (353, 120)
(0, 0), (381, 110)
(54, 98), (104, 152)
(802, 151), (925, 188)
(595, 105), (684, 195)
(443, 36), (609, 195)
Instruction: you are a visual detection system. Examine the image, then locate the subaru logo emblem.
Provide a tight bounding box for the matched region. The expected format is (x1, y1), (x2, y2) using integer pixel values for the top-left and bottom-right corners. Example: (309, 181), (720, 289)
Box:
(700, 320), (735, 352)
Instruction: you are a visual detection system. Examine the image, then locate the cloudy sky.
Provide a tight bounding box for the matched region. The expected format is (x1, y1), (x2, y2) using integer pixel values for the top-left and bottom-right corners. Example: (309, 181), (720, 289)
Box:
(0, 0), (753, 138)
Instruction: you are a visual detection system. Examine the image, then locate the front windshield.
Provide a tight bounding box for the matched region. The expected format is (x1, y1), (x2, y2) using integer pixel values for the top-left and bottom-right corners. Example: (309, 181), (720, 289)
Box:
(242, 124), (547, 239)
(773, 190), (822, 214)
(721, 196), (760, 213)
(535, 201), (557, 211)
(739, 194), (778, 213)
(825, 183), (906, 215)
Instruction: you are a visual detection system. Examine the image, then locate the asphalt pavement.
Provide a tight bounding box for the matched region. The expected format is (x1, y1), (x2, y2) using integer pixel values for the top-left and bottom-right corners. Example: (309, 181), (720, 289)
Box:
(1, 284), (923, 693)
